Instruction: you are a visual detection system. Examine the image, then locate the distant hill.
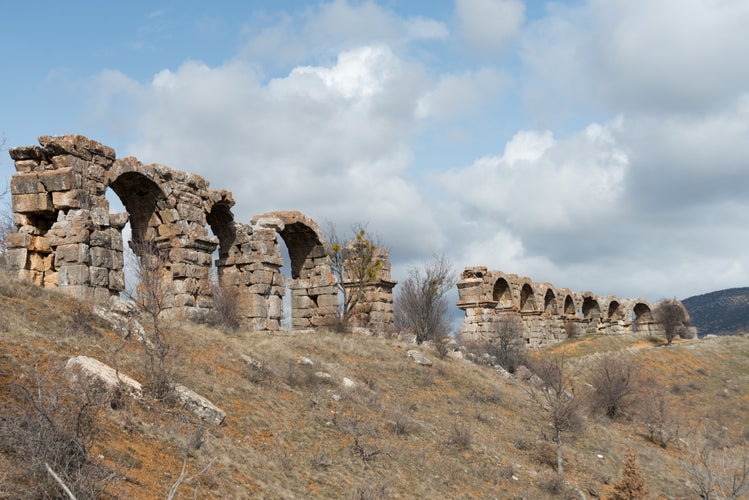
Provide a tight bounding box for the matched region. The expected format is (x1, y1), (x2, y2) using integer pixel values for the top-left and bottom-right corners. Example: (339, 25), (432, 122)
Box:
(682, 287), (749, 336)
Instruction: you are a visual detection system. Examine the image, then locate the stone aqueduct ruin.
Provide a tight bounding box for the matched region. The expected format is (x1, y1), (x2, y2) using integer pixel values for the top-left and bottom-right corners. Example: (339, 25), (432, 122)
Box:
(456, 266), (665, 347)
(5, 135), (679, 346)
(3, 135), (395, 331)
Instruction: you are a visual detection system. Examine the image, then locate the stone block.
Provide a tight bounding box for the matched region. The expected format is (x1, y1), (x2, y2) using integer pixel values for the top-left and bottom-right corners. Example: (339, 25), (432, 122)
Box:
(90, 266), (109, 287)
(13, 159), (40, 173)
(174, 384), (225, 426)
(29, 253), (53, 272)
(92, 287), (115, 304)
(66, 355), (143, 398)
(29, 235), (51, 253)
(10, 174), (42, 195)
(89, 229), (111, 247)
(12, 193), (53, 213)
(4, 248), (28, 270)
(52, 190), (85, 209)
(50, 154), (87, 171)
(48, 220), (91, 245)
(57, 285), (94, 301)
(109, 270), (125, 292)
(58, 265), (90, 286)
(38, 168), (81, 192)
(5, 232), (31, 249)
(44, 271), (58, 288)
(90, 247), (113, 268)
(316, 294), (340, 307)
(55, 244), (90, 265)
(172, 294), (196, 308)
(110, 212), (129, 230)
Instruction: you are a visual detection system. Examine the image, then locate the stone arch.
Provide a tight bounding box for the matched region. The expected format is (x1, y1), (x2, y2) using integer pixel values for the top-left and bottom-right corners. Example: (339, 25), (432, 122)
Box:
(582, 295), (602, 319)
(492, 277), (513, 309)
(607, 299), (624, 321)
(543, 287), (557, 315)
(205, 194), (237, 264)
(251, 211), (338, 330)
(632, 302), (652, 322)
(563, 295), (576, 316)
(519, 283), (537, 312)
(108, 171), (167, 246)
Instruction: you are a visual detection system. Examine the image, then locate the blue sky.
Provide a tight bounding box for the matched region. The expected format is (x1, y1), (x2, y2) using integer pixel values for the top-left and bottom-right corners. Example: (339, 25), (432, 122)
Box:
(2, 0), (749, 303)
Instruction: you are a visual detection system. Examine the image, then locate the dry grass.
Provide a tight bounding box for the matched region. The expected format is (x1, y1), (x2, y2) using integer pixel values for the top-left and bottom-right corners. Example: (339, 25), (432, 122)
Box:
(0, 271), (748, 498)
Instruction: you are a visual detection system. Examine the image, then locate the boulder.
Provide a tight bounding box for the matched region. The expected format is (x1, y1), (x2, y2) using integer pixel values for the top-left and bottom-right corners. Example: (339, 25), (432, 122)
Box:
(65, 355), (142, 398)
(407, 349), (432, 367)
(174, 384), (226, 426)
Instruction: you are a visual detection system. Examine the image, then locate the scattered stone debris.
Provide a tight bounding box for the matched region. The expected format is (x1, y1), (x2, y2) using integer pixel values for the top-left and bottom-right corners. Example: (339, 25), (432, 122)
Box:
(407, 349), (432, 367)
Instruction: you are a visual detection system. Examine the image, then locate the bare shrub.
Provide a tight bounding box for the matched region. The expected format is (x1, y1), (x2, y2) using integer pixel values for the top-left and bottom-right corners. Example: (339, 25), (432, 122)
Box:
(126, 241), (175, 398)
(525, 354), (584, 478)
(487, 312), (526, 372)
(341, 413), (386, 462)
(0, 178), (12, 258)
(564, 320), (580, 340)
(351, 481), (390, 500)
(680, 422), (749, 500)
(0, 363), (115, 498)
(653, 299), (690, 345)
(588, 355), (641, 419)
(446, 422), (472, 450)
(639, 384), (681, 449)
(207, 280), (242, 331)
(388, 405), (413, 437)
(394, 255), (456, 344)
(613, 449), (648, 500)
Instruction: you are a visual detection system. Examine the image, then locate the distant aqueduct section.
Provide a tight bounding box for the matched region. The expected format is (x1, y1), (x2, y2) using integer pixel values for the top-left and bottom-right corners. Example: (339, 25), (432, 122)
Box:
(456, 266), (665, 347)
(4, 135), (395, 331)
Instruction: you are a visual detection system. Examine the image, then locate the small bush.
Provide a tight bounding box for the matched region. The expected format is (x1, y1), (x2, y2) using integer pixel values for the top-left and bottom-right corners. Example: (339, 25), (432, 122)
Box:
(207, 282), (243, 331)
(587, 355), (641, 419)
(446, 422), (472, 450)
(564, 320), (580, 339)
(0, 364), (115, 498)
(612, 449), (648, 500)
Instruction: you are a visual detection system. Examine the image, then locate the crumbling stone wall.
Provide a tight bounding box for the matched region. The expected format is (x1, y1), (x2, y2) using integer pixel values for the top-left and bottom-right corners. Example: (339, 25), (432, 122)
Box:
(457, 266), (666, 348)
(5, 135), (395, 332)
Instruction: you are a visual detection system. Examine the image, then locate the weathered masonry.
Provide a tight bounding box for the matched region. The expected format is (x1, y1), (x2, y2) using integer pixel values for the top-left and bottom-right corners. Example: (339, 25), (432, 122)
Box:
(456, 266), (669, 348)
(4, 135), (395, 331)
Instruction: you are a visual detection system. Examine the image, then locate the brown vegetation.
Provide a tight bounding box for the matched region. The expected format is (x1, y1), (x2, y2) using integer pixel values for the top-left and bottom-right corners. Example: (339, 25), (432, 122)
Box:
(0, 270), (748, 498)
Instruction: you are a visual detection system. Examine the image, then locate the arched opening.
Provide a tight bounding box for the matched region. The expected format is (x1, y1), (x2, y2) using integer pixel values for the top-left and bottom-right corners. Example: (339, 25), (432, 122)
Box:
(108, 172), (168, 296)
(608, 300), (623, 321)
(582, 297), (601, 319)
(492, 278), (512, 308)
(519, 283), (536, 312)
(109, 172), (165, 247)
(206, 202), (236, 265)
(563, 295), (575, 316)
(633, 303), (652, 322)
(544, 289), (557, 315)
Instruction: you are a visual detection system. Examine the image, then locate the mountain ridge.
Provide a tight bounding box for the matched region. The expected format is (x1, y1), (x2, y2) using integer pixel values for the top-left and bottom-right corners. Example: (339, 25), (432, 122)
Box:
(682, 286), (749, 336)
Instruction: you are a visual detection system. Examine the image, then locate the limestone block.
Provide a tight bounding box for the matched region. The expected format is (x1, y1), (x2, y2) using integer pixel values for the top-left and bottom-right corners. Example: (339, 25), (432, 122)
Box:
(109, 270), (125, 292)
(10, 174), (42, 195)
(13, 159), (41, 173)
(4, 248), (28, 270)
(407, 350), (432, 367)
(158, 208), (180, 223)
(52, 190), (85, 209)
(55, 244), (90, 265)
(12, 192), (53, 213)
(38, 168), (82, 192)
(66, 356), (143, 398)
(5, 232), (31, 249)
(29, 235), (52, 253)
(172, 294), (196, 308)
(291, 294), (315, 310)
(29, 253), (53, 272)
(90, 247), (113, 268)
(110, 212), (129, 230)
(48, 220), (91, 245)
(50, 154), (87, 171)
(90, 266), (109, 287)
(92, 287), (115, 304)
(44, 271), (58, 288)
(57, 285), (94, 301)
(58, 265), (90, 286)
(89, 229), (111, 247)
(267, 295), (282, 319)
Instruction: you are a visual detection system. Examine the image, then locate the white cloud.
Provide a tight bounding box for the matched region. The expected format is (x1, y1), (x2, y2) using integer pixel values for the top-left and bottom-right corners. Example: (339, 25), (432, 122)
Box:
(456, 0), (525, 55)
(417, 67), (511, 119)
(439, 122), (628, 231)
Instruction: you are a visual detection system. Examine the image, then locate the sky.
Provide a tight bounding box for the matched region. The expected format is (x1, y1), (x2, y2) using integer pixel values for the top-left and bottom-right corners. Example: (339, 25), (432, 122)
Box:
(2, 0), (749, 305)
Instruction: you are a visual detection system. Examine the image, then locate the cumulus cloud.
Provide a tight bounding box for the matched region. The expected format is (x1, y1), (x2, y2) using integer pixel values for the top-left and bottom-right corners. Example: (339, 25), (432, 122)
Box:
(88, 45), (444, 262)
(417, 67), (511, 119)
(456, 0), (525, 55)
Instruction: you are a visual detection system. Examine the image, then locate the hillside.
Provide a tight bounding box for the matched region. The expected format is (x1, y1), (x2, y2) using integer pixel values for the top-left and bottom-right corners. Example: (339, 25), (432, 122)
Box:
(682, 287), (749, 336)
(1, 272), (748, 499)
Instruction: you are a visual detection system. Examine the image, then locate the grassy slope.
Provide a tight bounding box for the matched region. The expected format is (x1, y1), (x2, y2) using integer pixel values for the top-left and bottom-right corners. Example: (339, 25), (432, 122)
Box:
(1, 274), (748, 499)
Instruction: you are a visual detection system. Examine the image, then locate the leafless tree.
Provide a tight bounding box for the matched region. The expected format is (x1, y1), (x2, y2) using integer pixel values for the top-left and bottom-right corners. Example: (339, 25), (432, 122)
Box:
(394, 255), (456, 344)
(484, 312), (525, 372)
(681, 422), (749, 500)
(588, 355), (641, 419)
(639, 384), (681, 449)
(525, 354), (584, 478)
(653, 299), (689, 345)
(328, 223), (383, 328)
(126, 240), (174, 398)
